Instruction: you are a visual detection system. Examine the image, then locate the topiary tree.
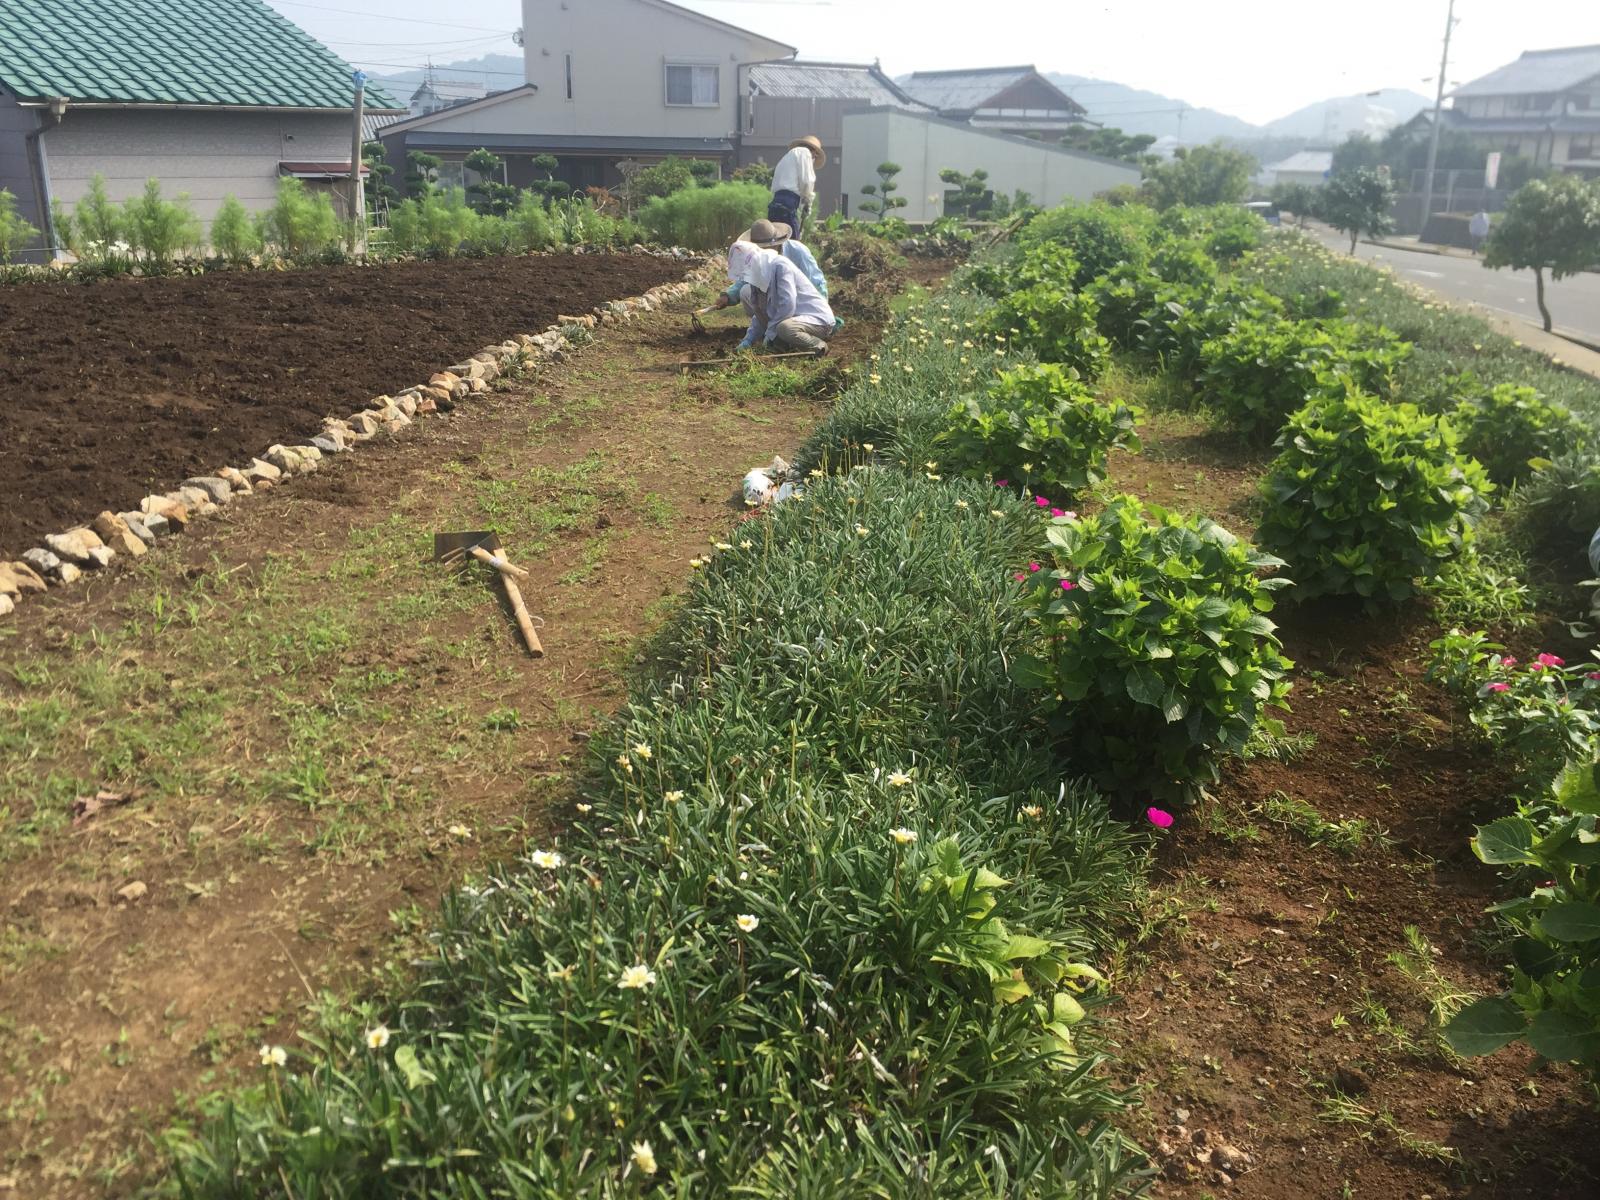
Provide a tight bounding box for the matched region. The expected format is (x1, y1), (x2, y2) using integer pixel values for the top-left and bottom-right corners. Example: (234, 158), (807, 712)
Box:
(1320, 167), (1394, 254)
(404, 151), (441, 199)
(362, 140), (398, 212)
(1257, 385), (1492, 607)
(1140, 143), (1254, 210)
(528, 154), (568, 206)
(858, 162), (907, 222)
(1483, 175), (1600, 333)
(0, 187), (40, 264)
(465, 148), (518, 216)
(939, 167), (992, 220)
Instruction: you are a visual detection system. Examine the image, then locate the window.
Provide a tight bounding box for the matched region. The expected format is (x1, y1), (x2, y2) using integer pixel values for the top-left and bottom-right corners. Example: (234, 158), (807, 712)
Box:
(665, 62), (718, 107)
(565, 53), (573, 101)
(1569, 136), (1599, 162)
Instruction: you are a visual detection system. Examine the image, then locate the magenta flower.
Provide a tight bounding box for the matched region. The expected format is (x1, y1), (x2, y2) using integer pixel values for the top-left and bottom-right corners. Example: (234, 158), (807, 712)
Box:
(1536, 653), (1566, 669)
(1145, 807), (1174, 830)
(1486, 682), (1510, 693)
(995, 480), (1008, 487)
(1013, 572), (1026, 582)
(1501, 656), (1518, 667)
(1034, 496), (1050, 508)
(1060, 579), (1076, 591)
(1050, 507), (1064, 517)
(1587, 672), (1600, 682)
(1028, 561), (1041, 573)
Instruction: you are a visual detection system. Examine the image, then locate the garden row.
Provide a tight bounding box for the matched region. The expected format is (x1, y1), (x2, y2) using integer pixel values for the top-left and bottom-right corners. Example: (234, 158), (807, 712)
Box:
(164, 288), (1166, 1195)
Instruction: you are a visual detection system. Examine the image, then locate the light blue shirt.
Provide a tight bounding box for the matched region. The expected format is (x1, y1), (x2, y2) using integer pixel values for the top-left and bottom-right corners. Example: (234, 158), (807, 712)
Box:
(723, 239), (828, 303)
(738, 257), (836, 349)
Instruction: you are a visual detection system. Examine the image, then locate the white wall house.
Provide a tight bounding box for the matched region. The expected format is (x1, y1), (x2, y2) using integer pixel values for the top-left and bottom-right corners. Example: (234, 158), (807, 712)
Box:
(381, 0), (795, 194)
(0, 0), (403, 262)
(840, 109), (1141, 222)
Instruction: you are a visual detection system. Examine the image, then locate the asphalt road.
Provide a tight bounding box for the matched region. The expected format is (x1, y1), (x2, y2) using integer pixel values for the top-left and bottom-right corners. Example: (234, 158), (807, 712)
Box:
(1306, 226), (1600, 348)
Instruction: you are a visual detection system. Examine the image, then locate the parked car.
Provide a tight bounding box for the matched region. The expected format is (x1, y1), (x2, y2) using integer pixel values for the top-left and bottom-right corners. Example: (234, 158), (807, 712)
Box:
(1241, 200), (1281, 226)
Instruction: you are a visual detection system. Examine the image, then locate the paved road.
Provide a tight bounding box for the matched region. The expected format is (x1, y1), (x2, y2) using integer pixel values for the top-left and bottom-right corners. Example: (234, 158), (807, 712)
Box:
(1305, 226), (1600, 348)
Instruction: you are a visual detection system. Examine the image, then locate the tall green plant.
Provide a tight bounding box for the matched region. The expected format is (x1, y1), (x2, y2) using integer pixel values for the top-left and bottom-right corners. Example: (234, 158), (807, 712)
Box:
(0, 188), (40, 264)
(121, 178), (202, 268)
(988, 281), (1111, 379)
(69, 173), (126, 263)
(1321, 167), (1395, 254)
(638, 181), (766, 250)
(1484, 175), (1600, 333)
(261, 177), (342, 260)
(208, 195), (261, 265)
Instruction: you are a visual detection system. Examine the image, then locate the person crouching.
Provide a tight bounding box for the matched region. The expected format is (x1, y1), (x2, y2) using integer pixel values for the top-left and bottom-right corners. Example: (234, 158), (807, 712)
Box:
(728, 241), (836, 358)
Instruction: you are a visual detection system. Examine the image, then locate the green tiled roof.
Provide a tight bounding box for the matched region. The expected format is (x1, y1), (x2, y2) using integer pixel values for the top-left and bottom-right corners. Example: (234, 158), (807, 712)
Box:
(0, 0), (402, 110)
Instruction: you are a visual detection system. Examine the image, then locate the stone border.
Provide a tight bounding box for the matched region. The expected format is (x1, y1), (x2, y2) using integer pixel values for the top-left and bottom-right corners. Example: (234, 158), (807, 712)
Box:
(0, 255), (717, 619)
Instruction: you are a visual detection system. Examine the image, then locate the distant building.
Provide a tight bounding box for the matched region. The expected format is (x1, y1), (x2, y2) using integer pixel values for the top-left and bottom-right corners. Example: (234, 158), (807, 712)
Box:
(1409, 44), (1600, 178)
(1265, 150), (1333, 189)
(0, 0), (403, 260)
(900, 65), (1096, 141)
(740, 60), (933, 216)
(409, 76), (491, 118)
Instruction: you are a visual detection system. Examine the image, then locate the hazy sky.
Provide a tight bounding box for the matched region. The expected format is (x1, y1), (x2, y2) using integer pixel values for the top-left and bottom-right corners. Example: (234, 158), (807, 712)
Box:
(270, 0), (1600, 126)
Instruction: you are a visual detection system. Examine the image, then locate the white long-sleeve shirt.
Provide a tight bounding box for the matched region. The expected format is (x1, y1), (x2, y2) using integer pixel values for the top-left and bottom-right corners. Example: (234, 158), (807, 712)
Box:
(740, 257), (835, 347)
(771, 146), (816, 204)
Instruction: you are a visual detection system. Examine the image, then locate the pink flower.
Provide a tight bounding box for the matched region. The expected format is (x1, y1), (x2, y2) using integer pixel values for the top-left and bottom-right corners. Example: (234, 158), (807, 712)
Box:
(995, 480), (1008, 487)
(1536, 653), (1566, 669)
(1060, 579), (1076, 591)
(1028, 561), (1041, 573)
(1501, 656), (1518, 667)
(1486, 682), (1510, 693)
(1146, 807), (1175, 830)
(1061, 510), (1077, 520)
(1034, 496), (1050, 508)
(1587, 672), (1600, 682)
(1050, 507), (1064, 517)
(1013, 572), (1026, 582)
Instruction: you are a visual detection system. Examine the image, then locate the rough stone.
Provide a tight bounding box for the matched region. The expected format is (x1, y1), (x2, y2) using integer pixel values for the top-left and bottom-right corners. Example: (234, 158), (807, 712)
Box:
(386, 410), (413, 429)
(173, 487), (216, 514)
(115, 881), (148, 903)
(472, 349), (498, 363)
(183, 475), (233, 505)
(90, 512), (148, 558)
(0, 561), (48, 596)
(139, 496), (190, 530)
(85, 545), (115, 568)
(415, 395), (438, 414)
(264, 446), (304, 474)
(346, 412), (380, 438)
(478, 359), (500, 383)
(392, 393), (417, 418)
(140, 512), (171, 537)
(45, 527), (106, 564)
(118, 512), (157, 542)
(449, 380), (470, 401)
(243, 457), (283, 485)
(294, 445), (323, 464)
(216, 466), (253, 494)
(0, 593), (12, 617)
(469, 377), (489, 394)
(429, 371), (461, 390)
(310, 436), (341, 455)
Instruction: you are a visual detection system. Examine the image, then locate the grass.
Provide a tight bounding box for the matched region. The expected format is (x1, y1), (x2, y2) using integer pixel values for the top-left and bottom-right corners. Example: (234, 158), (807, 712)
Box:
(1253, 791), (1387, 856)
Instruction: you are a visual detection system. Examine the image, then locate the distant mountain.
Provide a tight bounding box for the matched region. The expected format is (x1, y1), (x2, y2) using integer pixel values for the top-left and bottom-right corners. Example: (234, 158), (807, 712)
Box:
(1262, 89), (1432, 139)
(1047, 73), (1258, 141)
(368, 53), (525, 103)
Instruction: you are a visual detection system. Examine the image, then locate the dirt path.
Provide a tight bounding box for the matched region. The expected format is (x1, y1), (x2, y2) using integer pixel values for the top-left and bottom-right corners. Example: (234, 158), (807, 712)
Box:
(1103, 412), (1600, 1199)
(0, 284), (903, 1198)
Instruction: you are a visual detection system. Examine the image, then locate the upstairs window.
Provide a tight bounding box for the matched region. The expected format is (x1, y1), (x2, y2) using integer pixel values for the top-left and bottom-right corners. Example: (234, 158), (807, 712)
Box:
(665, 62), (719, 107)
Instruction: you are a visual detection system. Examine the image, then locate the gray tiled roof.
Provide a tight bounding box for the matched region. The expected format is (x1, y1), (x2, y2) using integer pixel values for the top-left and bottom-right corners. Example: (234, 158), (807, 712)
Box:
(1453, 45), (1600, 99)
(747, 60), (928, 109)
(900, 65), (1085, 116)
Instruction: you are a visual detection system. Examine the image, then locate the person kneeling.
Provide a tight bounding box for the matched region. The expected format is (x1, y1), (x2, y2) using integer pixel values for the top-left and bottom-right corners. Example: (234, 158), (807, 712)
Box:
(728, 241), (836, 358)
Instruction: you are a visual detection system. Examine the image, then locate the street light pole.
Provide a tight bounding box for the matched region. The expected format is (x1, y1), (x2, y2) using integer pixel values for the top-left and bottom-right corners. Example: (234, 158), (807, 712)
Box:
(1419, 0), (1456, 237)
(350, 69), (368, 255)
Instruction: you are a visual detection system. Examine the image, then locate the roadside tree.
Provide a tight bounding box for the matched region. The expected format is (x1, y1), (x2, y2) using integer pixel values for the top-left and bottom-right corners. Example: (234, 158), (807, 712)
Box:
(1321, 167), (1394, 254)
(1482, 174), (1600, 333)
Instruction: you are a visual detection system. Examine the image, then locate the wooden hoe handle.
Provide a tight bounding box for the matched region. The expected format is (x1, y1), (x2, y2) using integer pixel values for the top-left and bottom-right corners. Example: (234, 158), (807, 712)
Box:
(468, 544), (530, 579)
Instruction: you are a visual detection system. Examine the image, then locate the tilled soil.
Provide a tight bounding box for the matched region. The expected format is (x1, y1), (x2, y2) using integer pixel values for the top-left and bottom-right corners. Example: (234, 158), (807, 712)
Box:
(0, 253), (686, 555)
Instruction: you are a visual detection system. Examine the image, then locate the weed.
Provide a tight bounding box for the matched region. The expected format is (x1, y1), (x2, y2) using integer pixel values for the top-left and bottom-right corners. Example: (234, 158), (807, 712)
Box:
(1254, 791), (1386, 855)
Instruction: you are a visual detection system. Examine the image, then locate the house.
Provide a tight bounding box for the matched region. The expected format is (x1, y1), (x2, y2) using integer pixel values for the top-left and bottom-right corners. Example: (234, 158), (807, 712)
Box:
(1412, 44), (1600, 178)
(841, 108), (1140, 223)
(739, 61), (934, 216)
(1265, 150), (1333, 189)
(899, 66), (1095, 140)
(409, 76), (490, 119)
(379, 0), (795, 196)
(0, 0), (402, 261)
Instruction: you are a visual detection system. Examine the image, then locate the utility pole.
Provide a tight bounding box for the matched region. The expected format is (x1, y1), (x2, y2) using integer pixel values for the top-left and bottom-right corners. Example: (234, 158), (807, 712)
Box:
(350, 69), (368, 255)
(1419, 0), (1457, 237)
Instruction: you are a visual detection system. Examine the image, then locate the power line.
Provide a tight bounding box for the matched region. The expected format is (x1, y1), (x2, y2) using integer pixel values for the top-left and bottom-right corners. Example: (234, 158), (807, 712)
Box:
(324, 35), (513, 50)
(265, 0), (509, 34)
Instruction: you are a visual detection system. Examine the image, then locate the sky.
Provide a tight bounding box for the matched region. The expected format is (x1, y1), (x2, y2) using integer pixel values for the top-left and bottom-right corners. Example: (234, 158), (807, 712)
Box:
(269, 0), (1600, 127)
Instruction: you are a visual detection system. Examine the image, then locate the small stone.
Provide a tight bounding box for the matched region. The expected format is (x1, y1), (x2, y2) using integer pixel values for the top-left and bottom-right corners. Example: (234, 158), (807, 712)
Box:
(1211, 1169), (1233, 1187)
(294, 445), (323, 464)
(415, 396), (438, 414)
(429, 371), (461, 389)
(469, 377), (489, 394)
(450, 380), (470, 401)
(85, 545), (115, 568)
(90, 512), (146, 558)
(0, 593), (13, 617)
(1331, 1064), (1371, 1096)
(216, 467), (253, 494)
(50, 559), (82, 584)
(346, 412), (380, 438)
(478, 360), (500, 383)
(264, 446), (304, 475)
(175, 486), (213, 511)
(392, 394), (417, 418)
(1211, 1143), (1252, 1174)
(1174, 1108), (1191, 1125)
(183, 476), (233, 505)
(115, 881), (148, 903)
(45, 527), (105, 564)
(120, 513), (157, 542)
(0, 561), (48, 596)
(310, 436), (342, 455)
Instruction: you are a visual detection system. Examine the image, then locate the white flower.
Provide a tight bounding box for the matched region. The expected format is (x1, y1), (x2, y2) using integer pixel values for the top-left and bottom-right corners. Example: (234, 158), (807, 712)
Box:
(990, 509), (1005, 518)
(714, 542), (733, 552)
(955, 500), (969, 510)
(739, 539), (753, 549)
(530, 850), (564, 869)
(664, 789), (685, 803)
(855, 525), (869, 538)
(689, 557), (705, 569)
(616, 754), (634, 774)
(633, 742), (653, 761)
(890, 828), (918, 845)
(259, 1044), (287, 1068)
(576, 803), (593, 814)
(632, 1140), (659, 1176)
(863, 443), (875, 452)
(447, 823), (472, 839)
(736, 913), (760, 932)
(1020, 805), (1044, 821)
(366, 1024), (391, 1050)
(887, 771), (912, 788)
(618, 964), (657, 990)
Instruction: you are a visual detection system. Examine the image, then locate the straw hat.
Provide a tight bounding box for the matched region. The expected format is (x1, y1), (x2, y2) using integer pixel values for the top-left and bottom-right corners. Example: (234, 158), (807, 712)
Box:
(738, 218), (793, 247)
(789, 135), (826, 167)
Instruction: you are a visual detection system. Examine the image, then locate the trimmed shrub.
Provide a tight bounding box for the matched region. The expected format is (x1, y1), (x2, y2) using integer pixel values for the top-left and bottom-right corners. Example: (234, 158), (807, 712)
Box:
(1088, 272), (1282, 380)
(943, 362), (1141, 498)
(988, 281), (1111, 379)
(208, 195), (260, 265)
(1504, 447), (1600, 562)
(638, 181), (767, 250)
(1018, 202), (1156, 287)
(1015, 497), (1294, 804)
(1157, 203), (1266, 261)
(1450, 383), (1586, 487)
(1257, 388), (1493, 606)
(966, 242), (1080, 299)
(1147, 237), (1220, 287)
(261, 177), (342, 260)
(1197, 316), (1412, 439)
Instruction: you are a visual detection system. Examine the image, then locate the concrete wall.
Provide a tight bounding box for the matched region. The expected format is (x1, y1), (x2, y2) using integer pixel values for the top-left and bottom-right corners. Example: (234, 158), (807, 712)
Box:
(44, 108), (356, 227)
(840, 109), (1141, 222)
(0, 89), (46, 256)
(739, 93), (864, 217)
(518, 0), (790, 140)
